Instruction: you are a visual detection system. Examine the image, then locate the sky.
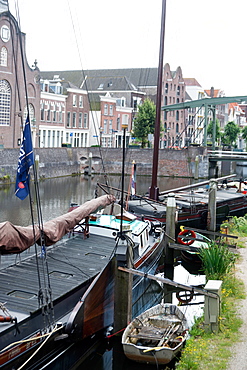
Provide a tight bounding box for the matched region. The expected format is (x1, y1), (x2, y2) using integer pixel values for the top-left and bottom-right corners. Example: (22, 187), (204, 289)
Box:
(9, 0), (247, 97)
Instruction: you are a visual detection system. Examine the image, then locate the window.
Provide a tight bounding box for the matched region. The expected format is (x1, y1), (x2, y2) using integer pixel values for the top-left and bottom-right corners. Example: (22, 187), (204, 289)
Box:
(59, 110), (62, 123)
(24, 104), (35, 125)
(53, 109), (56, 122)
(177, 86), (180, 96)
(67, 112), (71, 127)
(79, 96), (83, 108)
(72, 112), (76, 127)
(109, 119), (112, 133)
(164, 96), (167, 105)
(73, 95), (77, 107)
(104, 104), (108, 115)
(104, 119), (107, 134)
(57, 131), (60, 147)
(85, 133), (88, 146)
(165, 83), (168, 94)
(83, 113), (88, 128)
(47, 104), (51, 121)
(47, 130), (51, 147)
(176, 110), (179, 120)
(109, 105), (113, 116)
(0, 79), (11, 125)
(79, 112), (82, 128)
(41, 103), (44, 121)
(0, 47), (7, 66)
(176, 123), (179, 133)
(42, 130), (46, 147)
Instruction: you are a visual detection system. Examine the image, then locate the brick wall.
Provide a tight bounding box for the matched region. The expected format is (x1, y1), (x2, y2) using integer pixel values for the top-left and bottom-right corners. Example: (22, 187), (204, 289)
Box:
(0, 146), (209, 182)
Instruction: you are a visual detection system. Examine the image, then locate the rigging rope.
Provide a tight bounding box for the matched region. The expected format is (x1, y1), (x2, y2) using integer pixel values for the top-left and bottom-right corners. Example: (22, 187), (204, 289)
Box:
(11, 0), (54, 328)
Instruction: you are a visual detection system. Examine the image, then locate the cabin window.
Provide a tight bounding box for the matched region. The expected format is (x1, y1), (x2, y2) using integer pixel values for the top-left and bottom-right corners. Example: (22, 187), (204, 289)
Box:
(140, 234), (143, 248)
(0, 46), (7, 66)
(0, 79), (10, 125)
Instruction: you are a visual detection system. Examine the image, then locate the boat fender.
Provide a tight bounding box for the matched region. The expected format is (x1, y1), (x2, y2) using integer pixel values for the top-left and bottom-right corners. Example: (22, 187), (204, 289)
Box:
(177, 229), (196, 246)
(0, 315), (14, 323)
(176, 289), (194, 304)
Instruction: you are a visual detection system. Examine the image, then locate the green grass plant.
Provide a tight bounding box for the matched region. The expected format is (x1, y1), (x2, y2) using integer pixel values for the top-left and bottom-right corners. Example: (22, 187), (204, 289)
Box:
(176, 273), (244, 370)
(199, 242), (236, 280)
(175, 224), (245, 370)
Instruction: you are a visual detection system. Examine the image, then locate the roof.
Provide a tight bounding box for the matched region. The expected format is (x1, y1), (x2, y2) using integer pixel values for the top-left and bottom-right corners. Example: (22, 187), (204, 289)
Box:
(40, 68), (161, 90)
(184, 78), (202, 87)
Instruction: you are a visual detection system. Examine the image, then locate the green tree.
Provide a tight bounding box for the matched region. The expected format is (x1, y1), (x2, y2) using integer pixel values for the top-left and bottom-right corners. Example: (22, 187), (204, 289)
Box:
(221, 121), (240, 147)
(132, 99), (156, 148)
(207, 119), (221, 143)
(242, 126), (247, 149)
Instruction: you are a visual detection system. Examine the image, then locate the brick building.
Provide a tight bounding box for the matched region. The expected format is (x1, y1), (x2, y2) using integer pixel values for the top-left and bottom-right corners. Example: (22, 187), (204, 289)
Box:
(0, 4), (40, 148)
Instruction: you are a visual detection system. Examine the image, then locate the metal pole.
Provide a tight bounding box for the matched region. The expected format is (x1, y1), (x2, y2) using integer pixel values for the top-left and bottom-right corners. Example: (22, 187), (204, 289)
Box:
(212, 106), (216, 151)
(120, 126), (127, 236)
(149, 0), (167, 200)
(204, 104), (208, 146)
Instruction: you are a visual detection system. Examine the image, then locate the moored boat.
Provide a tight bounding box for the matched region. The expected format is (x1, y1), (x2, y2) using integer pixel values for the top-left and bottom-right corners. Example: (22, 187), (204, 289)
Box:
(122, 303), (188, 365)
(0, 196), (164, 369)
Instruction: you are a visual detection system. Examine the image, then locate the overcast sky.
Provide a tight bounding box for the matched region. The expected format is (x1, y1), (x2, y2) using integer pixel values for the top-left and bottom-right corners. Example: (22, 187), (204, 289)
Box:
(10, 0), (247, 97)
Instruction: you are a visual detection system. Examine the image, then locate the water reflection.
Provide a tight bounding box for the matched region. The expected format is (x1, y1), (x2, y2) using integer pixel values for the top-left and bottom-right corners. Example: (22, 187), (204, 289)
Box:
(0, 175), (191, 226)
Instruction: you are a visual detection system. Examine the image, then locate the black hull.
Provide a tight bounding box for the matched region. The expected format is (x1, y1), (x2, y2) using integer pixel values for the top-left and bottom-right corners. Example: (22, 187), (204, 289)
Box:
(128, 189), (247, 231)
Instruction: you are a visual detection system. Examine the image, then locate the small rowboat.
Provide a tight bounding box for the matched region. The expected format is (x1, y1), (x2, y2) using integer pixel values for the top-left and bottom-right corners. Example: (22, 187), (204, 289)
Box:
(122, 303), (188, 365)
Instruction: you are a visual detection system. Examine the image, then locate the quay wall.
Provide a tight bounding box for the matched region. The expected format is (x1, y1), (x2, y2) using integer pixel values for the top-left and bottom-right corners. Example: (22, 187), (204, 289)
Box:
(0, 146), (209, 182)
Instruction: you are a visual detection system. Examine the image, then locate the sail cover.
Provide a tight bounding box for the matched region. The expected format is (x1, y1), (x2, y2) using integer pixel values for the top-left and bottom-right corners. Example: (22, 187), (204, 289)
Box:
(0, 194), (115, 254)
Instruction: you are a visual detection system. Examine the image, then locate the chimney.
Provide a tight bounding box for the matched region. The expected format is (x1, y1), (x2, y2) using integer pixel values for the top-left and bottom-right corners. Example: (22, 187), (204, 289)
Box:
(210, 87), (214, 98)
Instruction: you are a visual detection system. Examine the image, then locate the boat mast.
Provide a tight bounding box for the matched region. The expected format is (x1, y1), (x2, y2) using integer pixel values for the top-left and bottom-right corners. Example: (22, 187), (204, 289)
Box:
(149, 0), (167, 200)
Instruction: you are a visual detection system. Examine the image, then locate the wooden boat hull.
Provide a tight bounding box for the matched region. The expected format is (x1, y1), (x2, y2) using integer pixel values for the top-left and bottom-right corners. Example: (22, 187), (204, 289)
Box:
(65, 234), (165, 341)
(122, 303), (188, 365)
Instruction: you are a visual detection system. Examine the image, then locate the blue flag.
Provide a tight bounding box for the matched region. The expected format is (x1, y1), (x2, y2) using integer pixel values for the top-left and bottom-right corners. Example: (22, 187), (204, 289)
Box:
(15, 116), (34, 200)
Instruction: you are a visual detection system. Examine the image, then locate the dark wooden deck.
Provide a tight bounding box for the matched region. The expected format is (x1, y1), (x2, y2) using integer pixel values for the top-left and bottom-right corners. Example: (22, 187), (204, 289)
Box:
(0, 233), (116, 317)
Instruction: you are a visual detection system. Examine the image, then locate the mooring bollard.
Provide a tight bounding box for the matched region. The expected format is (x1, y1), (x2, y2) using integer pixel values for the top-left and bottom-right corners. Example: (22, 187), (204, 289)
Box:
(204, 279), (222, 333)
(207, 179), (217, 239)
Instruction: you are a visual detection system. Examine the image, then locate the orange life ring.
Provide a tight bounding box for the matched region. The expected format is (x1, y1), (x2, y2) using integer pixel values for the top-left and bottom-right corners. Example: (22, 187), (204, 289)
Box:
(177, 229), (196, 246)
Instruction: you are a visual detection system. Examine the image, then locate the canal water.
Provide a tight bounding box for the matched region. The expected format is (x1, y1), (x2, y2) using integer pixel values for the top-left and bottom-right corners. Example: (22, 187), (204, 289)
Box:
(0, 175), (203, 369)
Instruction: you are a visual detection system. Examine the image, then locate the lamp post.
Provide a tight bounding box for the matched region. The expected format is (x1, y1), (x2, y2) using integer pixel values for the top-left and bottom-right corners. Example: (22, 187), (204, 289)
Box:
(99, 126), (103, 147)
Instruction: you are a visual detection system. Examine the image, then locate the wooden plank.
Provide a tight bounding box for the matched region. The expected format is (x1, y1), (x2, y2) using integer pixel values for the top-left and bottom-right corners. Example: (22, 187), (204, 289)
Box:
(118, 266), (218, 299)
(184, 227), (238, 239)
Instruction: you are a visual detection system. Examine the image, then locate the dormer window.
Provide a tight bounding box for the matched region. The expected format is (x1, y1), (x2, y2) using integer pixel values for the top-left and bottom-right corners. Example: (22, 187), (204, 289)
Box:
(98, 83), (104, 90)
